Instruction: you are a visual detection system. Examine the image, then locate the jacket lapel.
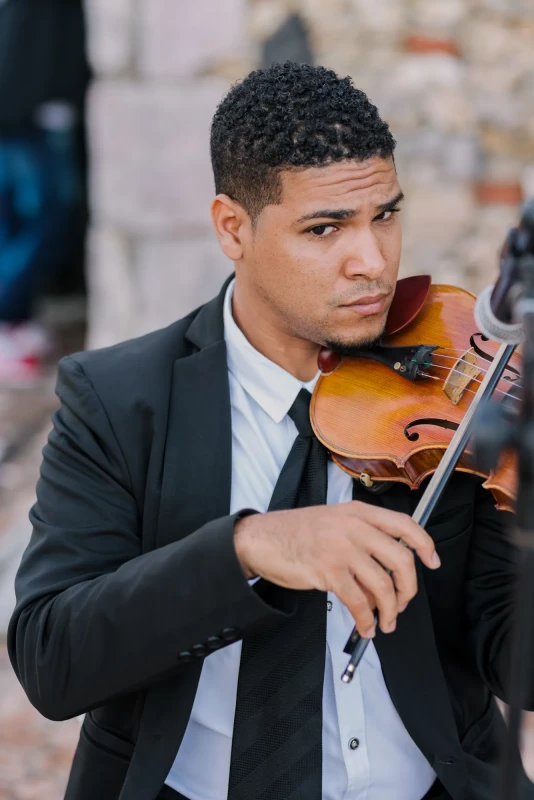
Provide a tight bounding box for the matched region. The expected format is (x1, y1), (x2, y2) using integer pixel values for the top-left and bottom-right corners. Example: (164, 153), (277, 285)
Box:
(156, 276), (234, 547)
(371, 484), (470, 795)
(121, 280), (234, 800)
(155, 340), (232, 547)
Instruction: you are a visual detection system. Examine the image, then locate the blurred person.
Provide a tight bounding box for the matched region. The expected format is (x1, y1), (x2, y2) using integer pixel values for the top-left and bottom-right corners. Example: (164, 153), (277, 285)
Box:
(0, 0), (90, 386)
(8, 63), (531, 800)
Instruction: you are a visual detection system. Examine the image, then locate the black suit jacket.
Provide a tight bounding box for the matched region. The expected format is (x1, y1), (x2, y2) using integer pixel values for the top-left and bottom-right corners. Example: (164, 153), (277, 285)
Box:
(8, 278), (534, 800)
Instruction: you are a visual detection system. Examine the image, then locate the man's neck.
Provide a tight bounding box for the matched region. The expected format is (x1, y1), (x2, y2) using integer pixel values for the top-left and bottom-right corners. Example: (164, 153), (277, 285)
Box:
(231, 281), (321, 383)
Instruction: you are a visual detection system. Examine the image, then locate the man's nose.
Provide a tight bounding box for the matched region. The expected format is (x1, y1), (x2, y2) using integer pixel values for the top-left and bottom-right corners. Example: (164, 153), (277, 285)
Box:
(343, 228), (386, 279)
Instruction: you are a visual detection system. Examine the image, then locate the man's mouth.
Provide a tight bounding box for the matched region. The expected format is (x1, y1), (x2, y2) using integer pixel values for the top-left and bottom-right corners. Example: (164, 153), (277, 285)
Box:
(341, 293), (389, 316)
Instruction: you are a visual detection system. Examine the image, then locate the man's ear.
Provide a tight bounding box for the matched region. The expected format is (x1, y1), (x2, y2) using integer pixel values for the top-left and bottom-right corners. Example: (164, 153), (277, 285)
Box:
(211, 194), (250, 261)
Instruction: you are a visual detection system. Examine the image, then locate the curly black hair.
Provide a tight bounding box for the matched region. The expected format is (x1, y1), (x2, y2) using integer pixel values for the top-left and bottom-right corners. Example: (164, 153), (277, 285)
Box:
(211, 62), (396, 223)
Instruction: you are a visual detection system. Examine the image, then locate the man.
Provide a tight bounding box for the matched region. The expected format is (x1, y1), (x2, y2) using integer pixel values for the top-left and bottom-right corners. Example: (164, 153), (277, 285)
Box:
(8, 63), (531, 800)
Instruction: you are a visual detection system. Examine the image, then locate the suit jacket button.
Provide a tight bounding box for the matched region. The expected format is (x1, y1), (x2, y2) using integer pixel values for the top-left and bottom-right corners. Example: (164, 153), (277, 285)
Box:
(192, 644), (208, 658)
(206, 636), (224, 650)
(178, 651), (193, 663)
(221, 627), (240, 642)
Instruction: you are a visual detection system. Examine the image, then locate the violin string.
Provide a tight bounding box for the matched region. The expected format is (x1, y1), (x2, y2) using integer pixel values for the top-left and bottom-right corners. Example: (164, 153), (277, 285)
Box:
(433, 347), (522, 380)
(434, 346), (496, 365)
(431, 361), (511, 392)
(422, 372), (520, 406)
(432, 352), (522, 388)
(429, 363), (521, 403)
(416, 375), (483, 400)
(433, 351), (520, 376)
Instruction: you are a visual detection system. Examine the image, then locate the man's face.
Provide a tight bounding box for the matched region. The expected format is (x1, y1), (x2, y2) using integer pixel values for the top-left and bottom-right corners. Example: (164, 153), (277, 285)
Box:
(241, 156), (403, 352)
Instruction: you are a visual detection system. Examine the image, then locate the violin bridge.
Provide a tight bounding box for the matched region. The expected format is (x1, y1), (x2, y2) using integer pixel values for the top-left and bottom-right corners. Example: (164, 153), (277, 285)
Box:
(443, 347), (482, 406)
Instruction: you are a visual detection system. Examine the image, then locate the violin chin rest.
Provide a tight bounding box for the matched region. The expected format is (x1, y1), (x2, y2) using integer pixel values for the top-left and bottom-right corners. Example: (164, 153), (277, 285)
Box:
(385, 275), (432, 336)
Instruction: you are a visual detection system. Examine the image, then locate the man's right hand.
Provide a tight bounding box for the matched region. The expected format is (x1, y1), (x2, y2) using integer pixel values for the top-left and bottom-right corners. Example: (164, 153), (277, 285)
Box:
(233, 501), (441, 639)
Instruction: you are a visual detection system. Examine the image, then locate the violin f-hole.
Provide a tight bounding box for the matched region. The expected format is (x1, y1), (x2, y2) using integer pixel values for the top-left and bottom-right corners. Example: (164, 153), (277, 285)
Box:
(404, 418), (460, 442)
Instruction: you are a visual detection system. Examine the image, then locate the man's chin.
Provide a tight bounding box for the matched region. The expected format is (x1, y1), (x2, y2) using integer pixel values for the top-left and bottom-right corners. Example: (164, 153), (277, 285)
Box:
(324, 329), (386, 358)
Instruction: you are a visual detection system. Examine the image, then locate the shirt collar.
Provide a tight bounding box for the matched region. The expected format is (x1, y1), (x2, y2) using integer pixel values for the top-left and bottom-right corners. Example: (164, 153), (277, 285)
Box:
(223, 279), (320, 423)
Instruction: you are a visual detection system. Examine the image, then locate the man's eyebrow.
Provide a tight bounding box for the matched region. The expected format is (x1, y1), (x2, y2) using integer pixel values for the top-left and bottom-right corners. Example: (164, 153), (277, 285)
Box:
(296, 192), (405, 225)
(296, 209), (356, 224)
(376, 192), (405, 213)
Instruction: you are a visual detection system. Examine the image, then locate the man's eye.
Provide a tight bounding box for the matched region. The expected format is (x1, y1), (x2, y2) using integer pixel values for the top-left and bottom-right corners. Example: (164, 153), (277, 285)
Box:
(375, 208), (400, 222)
(308, 224), (337, 237)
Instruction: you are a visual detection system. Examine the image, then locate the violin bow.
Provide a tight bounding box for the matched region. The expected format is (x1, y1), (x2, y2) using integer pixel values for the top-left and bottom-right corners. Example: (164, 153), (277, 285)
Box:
(341, 341), (516, 684)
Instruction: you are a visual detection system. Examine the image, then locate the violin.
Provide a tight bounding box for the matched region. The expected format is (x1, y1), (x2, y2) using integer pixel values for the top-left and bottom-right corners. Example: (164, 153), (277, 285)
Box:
(309, 274), (521, 681)
(311, 275), (520, 513)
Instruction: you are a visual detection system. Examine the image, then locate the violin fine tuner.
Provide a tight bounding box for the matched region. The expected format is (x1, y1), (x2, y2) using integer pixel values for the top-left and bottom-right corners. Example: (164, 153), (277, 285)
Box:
(354, 344), (439, 382)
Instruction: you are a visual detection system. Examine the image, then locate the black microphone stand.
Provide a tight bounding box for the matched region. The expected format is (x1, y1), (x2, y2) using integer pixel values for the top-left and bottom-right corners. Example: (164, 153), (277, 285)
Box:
(472, 201), (534, 800)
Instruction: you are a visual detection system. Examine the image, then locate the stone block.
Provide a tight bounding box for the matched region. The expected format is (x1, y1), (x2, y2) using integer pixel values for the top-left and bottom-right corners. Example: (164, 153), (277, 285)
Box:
(85, 0), (134, 75)
(522, 165), (534, 199)
(461, 19), (534, 68)
(86, 227), (139, 350)
(400, 244), (468, 289)
(390, 54), (464, 95)
(471, 0), (534, 20)
(455, 205), (520, 292)
(134, 236), (233, 336)
(349, 0), (407, 36)
(249, 2), (290, 43)
(89, 79), (227, 234)
(299, 0), (359, 46)
(440, 137), (482, 182)
(394, 130), (446, 169)
(474, 182), (524, 206)
(480, 128), (529, 159)
(472, 92), (525, 131)
(404, 35), (460, 56)
(400, 184), (476, 248)
(139, 0), (246, 78)
(481, 155), (524, 183)
(422, 90), (476, 135)
(408, 0), (467, 35)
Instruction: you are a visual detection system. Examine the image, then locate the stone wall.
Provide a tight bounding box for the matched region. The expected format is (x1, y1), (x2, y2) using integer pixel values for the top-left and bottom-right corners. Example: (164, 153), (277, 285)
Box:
(85, 0), (534, 348)
(85, 0), (250, 348)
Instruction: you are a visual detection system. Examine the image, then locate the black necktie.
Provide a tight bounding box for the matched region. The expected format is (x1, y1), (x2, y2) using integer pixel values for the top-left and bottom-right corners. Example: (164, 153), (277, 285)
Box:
(228, 389), (328, 800)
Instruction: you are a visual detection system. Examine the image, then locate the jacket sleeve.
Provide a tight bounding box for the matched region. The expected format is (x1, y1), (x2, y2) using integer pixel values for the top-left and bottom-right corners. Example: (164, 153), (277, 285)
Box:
(464, 481), (527, 706)
(8, 356), (291, 721)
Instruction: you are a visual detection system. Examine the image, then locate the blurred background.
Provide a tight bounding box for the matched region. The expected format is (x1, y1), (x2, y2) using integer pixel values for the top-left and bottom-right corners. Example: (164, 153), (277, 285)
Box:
(0, 0), (533, 797)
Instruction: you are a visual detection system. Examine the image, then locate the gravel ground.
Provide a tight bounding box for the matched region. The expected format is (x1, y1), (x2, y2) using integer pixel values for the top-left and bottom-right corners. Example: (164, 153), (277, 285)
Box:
(0, 643), (79, 800)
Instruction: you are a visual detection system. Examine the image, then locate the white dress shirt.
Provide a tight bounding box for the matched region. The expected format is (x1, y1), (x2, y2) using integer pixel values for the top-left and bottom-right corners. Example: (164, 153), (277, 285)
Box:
(165, 280), (436, 799)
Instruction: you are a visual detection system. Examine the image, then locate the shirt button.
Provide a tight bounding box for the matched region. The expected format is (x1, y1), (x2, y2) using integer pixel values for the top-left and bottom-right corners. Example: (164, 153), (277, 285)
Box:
(327, 600), (333, 611)
(349, 738), (360, 751)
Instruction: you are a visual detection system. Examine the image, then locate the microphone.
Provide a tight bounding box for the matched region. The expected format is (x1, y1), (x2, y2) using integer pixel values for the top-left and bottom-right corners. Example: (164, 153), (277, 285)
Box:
(474, 199), (534, 345)
(474, 285), (524, 345)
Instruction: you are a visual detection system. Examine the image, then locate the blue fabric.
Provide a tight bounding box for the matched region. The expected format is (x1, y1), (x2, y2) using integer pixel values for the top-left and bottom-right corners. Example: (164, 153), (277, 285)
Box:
(0, 125), (82, 321)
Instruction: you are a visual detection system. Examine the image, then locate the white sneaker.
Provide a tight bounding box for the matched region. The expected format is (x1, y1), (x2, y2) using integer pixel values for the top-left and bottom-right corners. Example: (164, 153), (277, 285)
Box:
(0, 328), (47, 388)
(5, 322), (55, 359)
